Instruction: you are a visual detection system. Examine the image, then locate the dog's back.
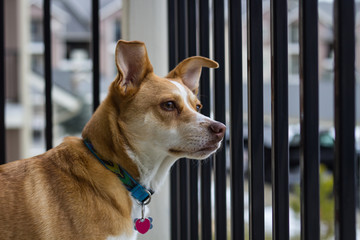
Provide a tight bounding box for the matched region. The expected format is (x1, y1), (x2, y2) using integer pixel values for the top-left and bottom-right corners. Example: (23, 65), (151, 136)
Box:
(0, 137), (133, 240)
(0, 157), (42, 239)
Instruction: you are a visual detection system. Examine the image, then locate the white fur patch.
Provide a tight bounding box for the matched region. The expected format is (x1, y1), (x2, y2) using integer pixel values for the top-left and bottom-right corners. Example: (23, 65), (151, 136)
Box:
(169, 80), (195, 112)
(107, 233), (137, 240)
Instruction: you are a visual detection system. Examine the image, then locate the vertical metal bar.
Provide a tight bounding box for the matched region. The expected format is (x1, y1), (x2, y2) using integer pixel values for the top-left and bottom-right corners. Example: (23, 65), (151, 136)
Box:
(188, 161), (198, 240)
(199, 0), (212, 238)
(299, 0), (320, 239)
(229, 0), (244, 239)
(170, 166), (179, 240)
(177, 0), (187, 61)
(92, 0), (100, 111)
(187, 0), (198, 239)
(0, 0), (5, 164)
(188, 0), (197, 57)
(168, 0), (178, 238)
(178, 161), (189, 240)
(213, 0), (227, 239)
(168, 1), (177, 70)
(44, 0), (53, 150)
(334, 0), (356, 239)
(247, 0), (264, 238)
(177, 0), (189, 239)
(270, 0), (289, 239)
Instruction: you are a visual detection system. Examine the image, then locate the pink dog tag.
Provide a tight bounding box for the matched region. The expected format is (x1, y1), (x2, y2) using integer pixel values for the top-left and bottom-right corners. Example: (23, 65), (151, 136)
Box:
(134, 217), (153, 234)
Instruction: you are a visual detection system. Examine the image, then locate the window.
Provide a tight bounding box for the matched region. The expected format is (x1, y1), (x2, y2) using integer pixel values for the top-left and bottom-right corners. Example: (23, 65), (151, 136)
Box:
(31, 55), (44, 74)
(326, 42), (334, 59)
(31, 20), (43, 42)
(290, 21), (299, 43)
(66, 42), (90, 59)
(289, 54), (299, 75)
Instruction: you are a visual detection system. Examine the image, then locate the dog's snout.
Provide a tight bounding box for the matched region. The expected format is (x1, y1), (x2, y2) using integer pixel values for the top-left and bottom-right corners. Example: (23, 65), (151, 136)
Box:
(209, 122), (226, 139)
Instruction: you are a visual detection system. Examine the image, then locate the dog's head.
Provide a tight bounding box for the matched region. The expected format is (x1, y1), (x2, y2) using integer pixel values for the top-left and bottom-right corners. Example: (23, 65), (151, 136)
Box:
(107, 40), (225, 160)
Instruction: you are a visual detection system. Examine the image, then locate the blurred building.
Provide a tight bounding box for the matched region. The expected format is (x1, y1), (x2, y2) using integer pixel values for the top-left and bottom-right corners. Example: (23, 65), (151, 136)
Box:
(241, 1), (360, 84)
(4, 0), (30, 162)
(4, 0), (124, 161)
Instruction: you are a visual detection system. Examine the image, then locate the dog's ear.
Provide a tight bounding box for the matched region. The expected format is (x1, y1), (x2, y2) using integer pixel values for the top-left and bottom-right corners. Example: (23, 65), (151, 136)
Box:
(115, 40), (153, 94)
(166, 56), (218, 94)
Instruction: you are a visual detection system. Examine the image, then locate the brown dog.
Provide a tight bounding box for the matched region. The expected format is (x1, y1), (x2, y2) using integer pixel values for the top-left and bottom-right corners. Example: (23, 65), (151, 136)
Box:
(0, 40), (225, 240)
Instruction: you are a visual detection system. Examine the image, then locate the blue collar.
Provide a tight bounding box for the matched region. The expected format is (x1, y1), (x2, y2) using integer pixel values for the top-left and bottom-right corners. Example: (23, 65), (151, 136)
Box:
(83, 139), (153, 204)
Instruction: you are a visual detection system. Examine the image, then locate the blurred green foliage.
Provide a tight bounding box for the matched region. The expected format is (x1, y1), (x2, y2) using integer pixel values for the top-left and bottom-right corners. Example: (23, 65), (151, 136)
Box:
(290, 164), (334, 239)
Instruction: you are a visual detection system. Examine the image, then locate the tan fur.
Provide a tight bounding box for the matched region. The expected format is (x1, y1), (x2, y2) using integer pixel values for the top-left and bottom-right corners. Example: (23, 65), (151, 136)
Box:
(0, 40), (224, 239)
(0, 137), (133, 239)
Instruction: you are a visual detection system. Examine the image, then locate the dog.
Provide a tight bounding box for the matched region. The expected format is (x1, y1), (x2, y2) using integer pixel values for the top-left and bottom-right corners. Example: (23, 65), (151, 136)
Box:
(0, 40), (225, 240)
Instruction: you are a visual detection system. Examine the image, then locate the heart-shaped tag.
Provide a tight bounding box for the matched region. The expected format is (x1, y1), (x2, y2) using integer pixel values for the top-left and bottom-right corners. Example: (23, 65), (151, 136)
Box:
(135, 218), (152, 234)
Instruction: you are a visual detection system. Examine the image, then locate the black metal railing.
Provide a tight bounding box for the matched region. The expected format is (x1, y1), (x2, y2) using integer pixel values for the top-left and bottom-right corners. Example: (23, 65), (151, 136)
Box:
(168, 0), (357, 240)
(198, 0), (213, 239)
(92, 0), (100, 112)
(44, 0), (53, 150)
(247, 0), (265, 239)
(0, 0), (358, 239)
(299, 0), (320, 239)
(271, 0), (289, 239)
(229, 0), (244, 239)
(333, 0), (356, 238)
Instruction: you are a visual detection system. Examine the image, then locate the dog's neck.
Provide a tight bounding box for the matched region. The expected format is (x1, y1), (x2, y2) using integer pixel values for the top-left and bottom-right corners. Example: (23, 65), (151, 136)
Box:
(82, 97), (177, 193)
(125, 142), (177, 191)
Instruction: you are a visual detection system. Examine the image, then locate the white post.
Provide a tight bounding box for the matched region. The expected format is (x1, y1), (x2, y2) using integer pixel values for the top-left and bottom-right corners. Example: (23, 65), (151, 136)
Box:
(122, 1), (170, 240)
(18, 0), (31, 159)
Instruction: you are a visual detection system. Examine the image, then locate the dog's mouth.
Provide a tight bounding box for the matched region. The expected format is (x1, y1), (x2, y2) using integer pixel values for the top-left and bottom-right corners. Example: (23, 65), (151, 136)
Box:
(169, 149), (183, 154)
(197, 145), (219, 153)
(169, 142), (221, 156)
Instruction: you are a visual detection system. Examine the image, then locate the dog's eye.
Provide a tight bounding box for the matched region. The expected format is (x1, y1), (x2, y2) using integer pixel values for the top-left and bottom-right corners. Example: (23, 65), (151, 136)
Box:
(161, 101), (176, 111)
(196, 104), (202, 112)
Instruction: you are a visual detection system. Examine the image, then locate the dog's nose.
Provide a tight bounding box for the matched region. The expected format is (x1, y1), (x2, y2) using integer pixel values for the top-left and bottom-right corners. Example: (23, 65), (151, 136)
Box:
(209, 121), (226, 139)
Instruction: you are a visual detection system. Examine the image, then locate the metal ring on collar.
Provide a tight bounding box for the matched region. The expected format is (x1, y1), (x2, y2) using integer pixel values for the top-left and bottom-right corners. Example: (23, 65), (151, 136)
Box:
(137, 189), (152, 206)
